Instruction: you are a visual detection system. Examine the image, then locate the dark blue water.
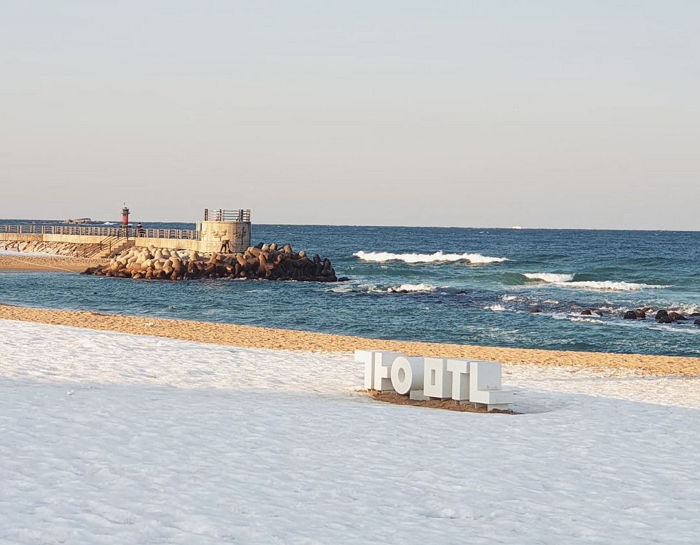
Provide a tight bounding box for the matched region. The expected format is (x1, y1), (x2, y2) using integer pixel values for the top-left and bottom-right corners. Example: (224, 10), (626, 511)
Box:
(1, 220), (698, 357)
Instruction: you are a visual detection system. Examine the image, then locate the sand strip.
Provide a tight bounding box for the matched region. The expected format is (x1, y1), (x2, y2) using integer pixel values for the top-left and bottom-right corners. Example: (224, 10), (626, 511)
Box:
(0, 304), (697, 376)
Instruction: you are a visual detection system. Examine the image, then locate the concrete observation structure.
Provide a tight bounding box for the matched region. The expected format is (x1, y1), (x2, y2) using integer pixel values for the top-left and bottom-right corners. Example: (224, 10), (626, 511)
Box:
(196, 209), (251, 253)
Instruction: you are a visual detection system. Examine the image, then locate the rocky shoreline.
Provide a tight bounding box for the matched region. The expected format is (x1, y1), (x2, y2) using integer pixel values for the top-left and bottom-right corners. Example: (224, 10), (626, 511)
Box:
(527, 305), (700, 327)
(620, 307), (700, 326)
(0, 240), (102, 257)
(83, 243), (345, 282)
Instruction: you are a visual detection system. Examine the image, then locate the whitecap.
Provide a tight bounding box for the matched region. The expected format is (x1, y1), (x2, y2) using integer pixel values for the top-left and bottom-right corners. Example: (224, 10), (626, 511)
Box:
(522, 272), (668, 292)
(668, 304), (700, 316)
(569, 317), (606, 324)
(485, 304), (506, 312)
(353, 250), (508, 265)
(561, 281), (667, 292)
(523, 272), (575, 283)
(386, 283), (437, 294)
(328, 284), (354, 293)
(649, 325), (700, 335)
(501, 295), (522, 302)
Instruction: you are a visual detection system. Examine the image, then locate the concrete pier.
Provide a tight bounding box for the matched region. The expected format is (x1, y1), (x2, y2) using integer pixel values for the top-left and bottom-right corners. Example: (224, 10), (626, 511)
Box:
(0, 208), (252, 257)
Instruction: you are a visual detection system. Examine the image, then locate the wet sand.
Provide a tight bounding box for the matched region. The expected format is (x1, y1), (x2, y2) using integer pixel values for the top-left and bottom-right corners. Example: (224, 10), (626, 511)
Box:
(0, 255), (103, 272)
(0, 303), (697, 376)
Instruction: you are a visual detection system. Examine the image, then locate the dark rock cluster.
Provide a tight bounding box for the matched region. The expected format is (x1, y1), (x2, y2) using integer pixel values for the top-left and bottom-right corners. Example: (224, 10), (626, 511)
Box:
(621, 308), (699, 325)
(83, 243), (344, 282)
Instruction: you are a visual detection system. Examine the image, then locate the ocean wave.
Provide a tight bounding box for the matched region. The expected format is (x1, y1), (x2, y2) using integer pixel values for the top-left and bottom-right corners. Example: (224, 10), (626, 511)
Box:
(501, 294), (522, 302)
(330, 282), (438, 294)
(667, 304), (700, 316)
(353, 250), (508, 265)
(521, 272), (668, 292)
(523, 272), (575, 283)
(568, 316), (607, 325)
(386, 283), (437, 293)
(650, 325), (700, 335)
(563, 281), (667, 291)
(328, 284), (355, 293)
(484, 304), (506, 312)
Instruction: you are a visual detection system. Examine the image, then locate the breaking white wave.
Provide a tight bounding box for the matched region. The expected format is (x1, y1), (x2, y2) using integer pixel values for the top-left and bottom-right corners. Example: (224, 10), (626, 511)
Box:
(568, 316), (607, 325)
(353, 250), (508, 265)
(523, 273), (575, 283)
(560, 281), (668, 292)
(650, 325), (700, 335)
(386, 283), (437, 293)
(522, 272), (668, 292)
(501, 294), (523, 302)
(328, 284), (355, 293)
(330, 282), (438, 294)
(485, 304), (506, 312)
(669, 304), (700, 316)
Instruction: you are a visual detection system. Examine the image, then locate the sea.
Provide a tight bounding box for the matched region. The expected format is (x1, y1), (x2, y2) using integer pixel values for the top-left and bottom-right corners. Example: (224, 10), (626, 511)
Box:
(1, 220), (698, 357)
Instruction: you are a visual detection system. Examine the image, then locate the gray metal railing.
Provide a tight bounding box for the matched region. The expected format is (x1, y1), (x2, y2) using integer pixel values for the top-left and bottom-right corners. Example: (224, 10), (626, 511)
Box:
(135, 228), (201, 240)
(203, 208), (250, 222)
(1, 224), (200, 240)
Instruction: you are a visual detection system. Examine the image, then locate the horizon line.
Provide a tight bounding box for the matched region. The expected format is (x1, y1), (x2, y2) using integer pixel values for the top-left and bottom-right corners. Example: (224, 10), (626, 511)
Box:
(0, 217), (698, 233)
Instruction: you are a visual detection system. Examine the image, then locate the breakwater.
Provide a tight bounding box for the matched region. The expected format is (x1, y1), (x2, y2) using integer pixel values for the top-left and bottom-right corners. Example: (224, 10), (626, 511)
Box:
(83, 243), (342, 282)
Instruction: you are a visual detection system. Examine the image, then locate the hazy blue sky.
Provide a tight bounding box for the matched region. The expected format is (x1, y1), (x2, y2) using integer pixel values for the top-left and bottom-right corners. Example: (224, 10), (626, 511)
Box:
(1, 1), (698, 229)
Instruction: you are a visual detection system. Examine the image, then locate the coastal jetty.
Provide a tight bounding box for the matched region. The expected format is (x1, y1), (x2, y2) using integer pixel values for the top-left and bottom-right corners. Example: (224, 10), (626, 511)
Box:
(83, 243), (340, 282)
(1, 208), (341, 282)
(0, 208), (252, 258)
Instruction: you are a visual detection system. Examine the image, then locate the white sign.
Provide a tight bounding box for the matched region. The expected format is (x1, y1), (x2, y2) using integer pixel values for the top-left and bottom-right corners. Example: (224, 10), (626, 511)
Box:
(355, 350), (513, 411)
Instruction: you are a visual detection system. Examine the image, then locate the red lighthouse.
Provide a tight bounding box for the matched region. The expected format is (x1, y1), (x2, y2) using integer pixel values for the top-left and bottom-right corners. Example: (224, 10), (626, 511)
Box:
(121, 205), (130, 227)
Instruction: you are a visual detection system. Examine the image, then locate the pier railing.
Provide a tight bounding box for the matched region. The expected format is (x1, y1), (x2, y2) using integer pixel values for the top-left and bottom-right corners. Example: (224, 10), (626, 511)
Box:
(1, 224), (200, 240)
(136, 228), (201, 240)
(203, 208), (250, 222)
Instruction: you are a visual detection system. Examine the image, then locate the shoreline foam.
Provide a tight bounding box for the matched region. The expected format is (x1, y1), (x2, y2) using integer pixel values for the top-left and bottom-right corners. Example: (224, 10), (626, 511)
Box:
(0, 303), (697, 376)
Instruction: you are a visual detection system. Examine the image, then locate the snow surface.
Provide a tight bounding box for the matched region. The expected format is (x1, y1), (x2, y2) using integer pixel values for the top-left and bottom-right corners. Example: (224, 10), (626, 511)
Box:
(1, 319), (698, 544)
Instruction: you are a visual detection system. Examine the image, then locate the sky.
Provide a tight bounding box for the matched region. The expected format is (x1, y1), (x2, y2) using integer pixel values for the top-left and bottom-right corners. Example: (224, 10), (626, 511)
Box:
(1, 1), (698, 229)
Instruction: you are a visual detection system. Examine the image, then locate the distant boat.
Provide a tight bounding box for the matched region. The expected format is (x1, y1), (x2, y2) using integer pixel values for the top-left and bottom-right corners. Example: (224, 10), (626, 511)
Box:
(64, 218), (98, 225)
(103, 222), (115, 225)
(511, 225), (523, 230)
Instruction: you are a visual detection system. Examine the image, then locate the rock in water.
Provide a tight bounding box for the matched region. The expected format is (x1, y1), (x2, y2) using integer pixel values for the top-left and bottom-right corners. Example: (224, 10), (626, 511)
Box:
(623, 311), (638, 320)
(655, 310), (673, 324)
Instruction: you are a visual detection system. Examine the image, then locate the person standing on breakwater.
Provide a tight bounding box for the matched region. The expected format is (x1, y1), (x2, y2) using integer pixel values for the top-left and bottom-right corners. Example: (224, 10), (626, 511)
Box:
(219, 238), (232, 253)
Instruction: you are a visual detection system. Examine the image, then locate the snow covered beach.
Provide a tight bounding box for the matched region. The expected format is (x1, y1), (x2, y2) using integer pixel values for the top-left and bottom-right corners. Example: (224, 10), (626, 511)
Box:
(1, 319), (699, 544)
(1, 304), (698, 377)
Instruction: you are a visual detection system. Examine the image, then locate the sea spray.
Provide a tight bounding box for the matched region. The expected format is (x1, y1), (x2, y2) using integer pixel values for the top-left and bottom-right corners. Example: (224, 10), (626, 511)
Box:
(353, 250), (508, 264)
